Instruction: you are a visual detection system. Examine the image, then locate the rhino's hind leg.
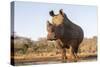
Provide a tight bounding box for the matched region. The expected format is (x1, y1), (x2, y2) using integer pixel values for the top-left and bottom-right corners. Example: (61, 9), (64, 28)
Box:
(69, 45), (78, 62)
(72, 51), (78, 62)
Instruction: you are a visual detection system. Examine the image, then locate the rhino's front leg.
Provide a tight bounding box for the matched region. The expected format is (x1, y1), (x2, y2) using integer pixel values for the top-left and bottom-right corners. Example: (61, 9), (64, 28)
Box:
(61, 48), (67, 62)
(55, 39), (67, 62)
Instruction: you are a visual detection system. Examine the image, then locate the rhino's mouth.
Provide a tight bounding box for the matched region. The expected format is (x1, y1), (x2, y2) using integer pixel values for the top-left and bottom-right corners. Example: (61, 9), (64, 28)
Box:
(47, 38), (57, 41)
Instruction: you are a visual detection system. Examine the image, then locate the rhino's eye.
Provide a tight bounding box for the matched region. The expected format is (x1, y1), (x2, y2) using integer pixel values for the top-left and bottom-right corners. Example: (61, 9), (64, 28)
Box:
(51, 27), (55, 32)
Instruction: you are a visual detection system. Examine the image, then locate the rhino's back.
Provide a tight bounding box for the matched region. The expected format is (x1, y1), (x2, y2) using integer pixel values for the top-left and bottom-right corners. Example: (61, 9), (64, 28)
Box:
(63, 22), (84, 43)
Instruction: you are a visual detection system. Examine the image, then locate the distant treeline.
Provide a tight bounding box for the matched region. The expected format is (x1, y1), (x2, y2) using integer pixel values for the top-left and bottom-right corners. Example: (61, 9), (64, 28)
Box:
(11, 35), (97, 55)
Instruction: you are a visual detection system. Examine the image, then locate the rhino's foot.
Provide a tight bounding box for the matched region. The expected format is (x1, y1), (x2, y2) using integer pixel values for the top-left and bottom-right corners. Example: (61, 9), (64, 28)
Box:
(62, 59), (67, 63)
(73, 59), (78, 62)
(61, 57), (67, 63)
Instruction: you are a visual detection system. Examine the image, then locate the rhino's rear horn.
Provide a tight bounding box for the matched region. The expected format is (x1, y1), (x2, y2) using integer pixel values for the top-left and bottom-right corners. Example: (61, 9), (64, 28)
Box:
(59, 9), (64, 16)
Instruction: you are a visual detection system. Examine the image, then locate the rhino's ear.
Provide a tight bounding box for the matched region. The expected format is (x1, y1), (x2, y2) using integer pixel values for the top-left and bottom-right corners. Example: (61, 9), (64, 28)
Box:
(59, 9), (64, 16)
(47, 21), (52, 26)
(49, 10), (55, 16)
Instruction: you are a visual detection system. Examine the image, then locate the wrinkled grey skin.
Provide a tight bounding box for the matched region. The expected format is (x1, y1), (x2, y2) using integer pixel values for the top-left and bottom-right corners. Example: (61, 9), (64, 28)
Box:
(47, 9), (84, 62)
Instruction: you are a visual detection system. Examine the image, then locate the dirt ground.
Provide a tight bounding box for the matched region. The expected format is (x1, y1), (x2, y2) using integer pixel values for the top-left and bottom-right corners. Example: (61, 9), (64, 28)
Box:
(12, 52), (97, 66)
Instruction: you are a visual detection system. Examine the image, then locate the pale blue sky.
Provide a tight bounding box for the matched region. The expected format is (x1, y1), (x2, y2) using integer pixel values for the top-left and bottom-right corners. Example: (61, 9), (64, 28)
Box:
(14, 1), (97, 41)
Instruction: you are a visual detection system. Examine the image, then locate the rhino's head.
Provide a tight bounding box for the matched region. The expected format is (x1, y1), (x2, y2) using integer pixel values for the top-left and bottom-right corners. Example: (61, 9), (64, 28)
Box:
(47, 21), (64, 41)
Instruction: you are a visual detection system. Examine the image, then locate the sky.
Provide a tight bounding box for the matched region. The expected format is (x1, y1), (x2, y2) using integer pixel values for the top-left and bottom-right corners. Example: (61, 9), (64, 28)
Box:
(13, 1), (98, 41)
